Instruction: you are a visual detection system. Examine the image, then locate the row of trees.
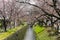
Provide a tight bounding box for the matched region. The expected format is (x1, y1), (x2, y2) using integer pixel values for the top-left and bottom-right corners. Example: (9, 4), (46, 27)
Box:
(0, 0), (28, 32)
(0, 0), (60, 34)
(16, 0), (60, 34)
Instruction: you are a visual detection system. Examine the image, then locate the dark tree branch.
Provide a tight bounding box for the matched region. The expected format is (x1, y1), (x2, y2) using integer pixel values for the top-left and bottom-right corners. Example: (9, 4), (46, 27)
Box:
(46, 0), (60, 16)
(16, 1), (60, 20)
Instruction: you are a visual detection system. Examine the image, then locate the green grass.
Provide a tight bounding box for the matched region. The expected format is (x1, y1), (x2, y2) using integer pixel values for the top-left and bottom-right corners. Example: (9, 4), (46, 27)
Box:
(0, 23), (27, 40)
(0, 23), (2, 26)
(33, 25), (45, 34)
(36, 29), (55, 40)
(0, 22), (2, 27)
(33, 24), (56, 40)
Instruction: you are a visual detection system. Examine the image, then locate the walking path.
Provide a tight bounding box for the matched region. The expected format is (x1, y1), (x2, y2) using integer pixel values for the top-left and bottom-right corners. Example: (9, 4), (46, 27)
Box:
(23, 26), (35, 40)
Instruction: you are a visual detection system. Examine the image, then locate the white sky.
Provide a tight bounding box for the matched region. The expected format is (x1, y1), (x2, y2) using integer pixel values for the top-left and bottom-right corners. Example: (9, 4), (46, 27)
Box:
(29, 0), (36, 4)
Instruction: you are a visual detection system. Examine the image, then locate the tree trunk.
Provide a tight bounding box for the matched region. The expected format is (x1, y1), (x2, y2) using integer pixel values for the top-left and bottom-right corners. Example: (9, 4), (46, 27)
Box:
(3, 17), (7, 32)
(56, 24), (59, 35)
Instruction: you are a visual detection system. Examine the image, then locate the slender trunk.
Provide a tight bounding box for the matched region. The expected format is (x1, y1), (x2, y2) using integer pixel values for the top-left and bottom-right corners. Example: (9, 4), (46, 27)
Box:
(3, 17), (7, 32)
(56, 24), (59, 35)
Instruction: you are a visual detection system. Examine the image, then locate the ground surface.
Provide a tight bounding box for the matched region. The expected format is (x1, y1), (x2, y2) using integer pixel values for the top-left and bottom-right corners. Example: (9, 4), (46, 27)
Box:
(23, 26), (35, 40)
(33, 24), (56, 40)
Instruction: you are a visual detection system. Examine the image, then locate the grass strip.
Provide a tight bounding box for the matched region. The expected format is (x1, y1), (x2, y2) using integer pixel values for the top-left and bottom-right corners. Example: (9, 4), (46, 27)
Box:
(0, 23), (27, 40)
